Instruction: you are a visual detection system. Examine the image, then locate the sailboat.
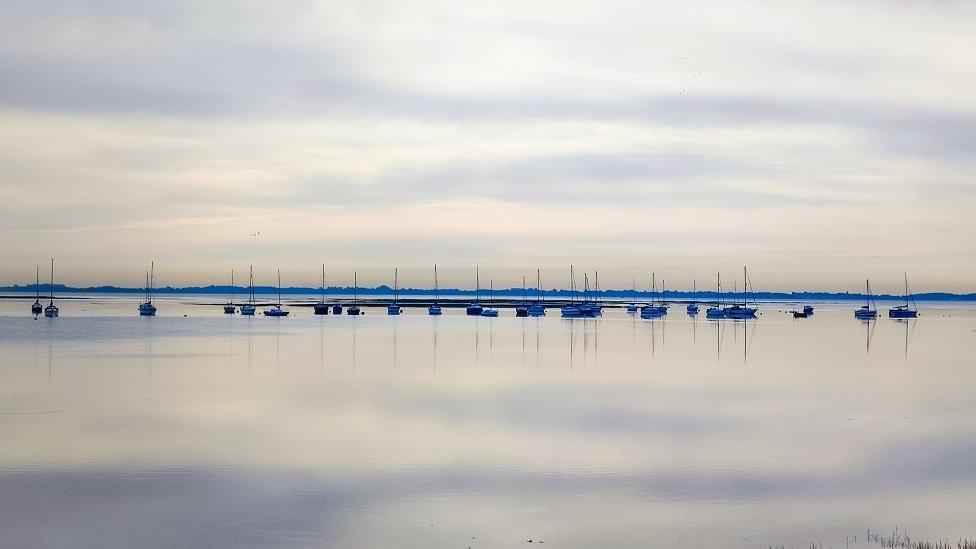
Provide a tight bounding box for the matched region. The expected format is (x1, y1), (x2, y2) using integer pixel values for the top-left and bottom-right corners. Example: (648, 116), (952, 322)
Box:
(387, 268), (402, 315)
(346, 271), (361, 315)
(515, 275), (529, 317)
(428, 265), (443, 315)
(31, 266), (43, 315)
(627, 276), (639, 313)
(854, 279), (878, 319)
(262, 269), (289, 316)
(138, 261), (157, 316)
(640, 273), (667, 318)
(527, 269), (546, 317)
(687, 278), (699, 315)
(43, 258), (59, 317)
(223, 270), (236, 314)
(240, 266), (256, 315)
(888, 273), (918, 318)
(579, 272), (603, 317)
(314, 264), (330, 315)
(480, 279), (499, 317)
(560, 265), (582, 318)
(721, 267), (757, 319)
(466, 266), (484, 316)
(706, 273), (725, 319)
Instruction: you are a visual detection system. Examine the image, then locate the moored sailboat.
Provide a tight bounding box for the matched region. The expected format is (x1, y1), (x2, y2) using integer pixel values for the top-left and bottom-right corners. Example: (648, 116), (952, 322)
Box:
(888, 273), (918, 319)
(346, 271), (361, 315)
(314, 264), (330, 315)
(854, 279), (878, 319)
(31, 266), (43, 315)
(44, 258), (59, 318)
(640, 273), (668, 318)
(527, 268), (546, 317)
(687, 278), (699, 315)
(387, 268), (402, 315)
(138, 261), (157, 316)
(240, 266), (256, 315)
(466, 266), (484, 316)
(223, 270), (236, 314)
(428, 265), (442, 315)
(262, 269), (289, 316)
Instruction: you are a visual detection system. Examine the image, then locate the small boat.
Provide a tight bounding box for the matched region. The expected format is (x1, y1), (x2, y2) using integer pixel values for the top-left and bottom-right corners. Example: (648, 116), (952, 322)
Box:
(802, 305), (814, 315)
(332, 302), (343, 315)
(31, 266), (42, 315)
(138, 261), (157, 316)
(223, 269), (236, 314)
(687, 278), (699, 315)
(480, 279), (499, 317)
(346, 271), (361, 315)
(561, 266), (582, 318)
(640, 273), (668, 318)
(626, 276), (639, 313)
(263, 269), (290, 316)
(515, 275), (529, 317)
(240, 266), (256, 316)
(721, 267), (757, 319)
(560, 305), (582, 318)
(387, 268), (402, 315)
(43, 258), (59, 318)
(705, 273), (726, 319)
(314, 264), (330, 315)
(466, 266), (484, 316)
(428, 265), (443, 315)
(854, 278), (878, 319)
(790, 310), (810, 318)
(528, 269), (546, 317)
(888, 273), (918, 319)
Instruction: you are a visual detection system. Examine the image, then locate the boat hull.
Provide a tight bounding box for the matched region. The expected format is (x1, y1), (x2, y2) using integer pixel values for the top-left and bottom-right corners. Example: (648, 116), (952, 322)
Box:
(223, 305), (236, 314)
(428, 305), (442, 315)
(854, 308), (877, 319)
(387, 305), (402, 315)
(332, 304), (343, 315)
(313, 304), (330, 315)
(346, 306), (361, 315)
(888, 308), (918, 319)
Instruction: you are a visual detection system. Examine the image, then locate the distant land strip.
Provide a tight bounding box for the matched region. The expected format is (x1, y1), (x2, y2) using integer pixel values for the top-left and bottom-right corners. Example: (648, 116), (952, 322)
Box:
(2, 285), (974, 301)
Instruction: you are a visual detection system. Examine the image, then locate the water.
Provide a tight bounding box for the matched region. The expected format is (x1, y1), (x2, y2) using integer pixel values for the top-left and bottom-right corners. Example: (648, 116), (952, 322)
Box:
(1, 296), (975, 547)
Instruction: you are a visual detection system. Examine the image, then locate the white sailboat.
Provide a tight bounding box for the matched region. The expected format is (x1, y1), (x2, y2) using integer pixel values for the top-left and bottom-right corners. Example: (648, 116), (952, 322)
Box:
(240, 266), (256, 315)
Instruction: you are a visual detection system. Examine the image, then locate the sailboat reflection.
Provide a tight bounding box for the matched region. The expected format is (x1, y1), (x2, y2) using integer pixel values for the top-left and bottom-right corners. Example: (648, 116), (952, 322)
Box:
(860, 319), (876, 355)
(894, 318), (916, 359)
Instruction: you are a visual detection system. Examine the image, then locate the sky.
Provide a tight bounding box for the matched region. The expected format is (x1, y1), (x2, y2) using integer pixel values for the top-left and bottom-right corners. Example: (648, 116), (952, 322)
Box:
(1, 0), (974, 292)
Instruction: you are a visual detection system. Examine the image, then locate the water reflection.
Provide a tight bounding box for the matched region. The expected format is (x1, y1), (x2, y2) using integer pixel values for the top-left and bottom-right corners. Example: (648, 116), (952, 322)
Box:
(0, 302), (973, 548)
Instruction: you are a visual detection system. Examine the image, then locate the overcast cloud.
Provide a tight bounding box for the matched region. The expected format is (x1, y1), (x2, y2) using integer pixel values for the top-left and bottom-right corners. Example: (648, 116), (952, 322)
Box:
(1, 0), (974, 290)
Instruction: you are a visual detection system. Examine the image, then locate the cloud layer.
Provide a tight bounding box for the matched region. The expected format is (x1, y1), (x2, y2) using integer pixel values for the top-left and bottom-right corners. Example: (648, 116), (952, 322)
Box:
(1, 0), (974, 290)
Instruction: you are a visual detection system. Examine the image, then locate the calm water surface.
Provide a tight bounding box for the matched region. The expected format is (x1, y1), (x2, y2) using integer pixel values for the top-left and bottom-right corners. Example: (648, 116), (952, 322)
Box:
(1, 296), (975, 547)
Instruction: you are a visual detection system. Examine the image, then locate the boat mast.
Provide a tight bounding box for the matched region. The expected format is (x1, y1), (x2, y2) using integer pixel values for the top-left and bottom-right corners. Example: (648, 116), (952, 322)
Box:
(476, 266), (480, 302)
(35, 266), (40, 300)
(230, 269), (234, 303)
(434, 265), (439, 302)
(249, 265), (254, 304)
(354, 271), (358, 304)
(537, 268), (542, 302)
(321, 264), (326, 304)
(277, 269), (282, 306)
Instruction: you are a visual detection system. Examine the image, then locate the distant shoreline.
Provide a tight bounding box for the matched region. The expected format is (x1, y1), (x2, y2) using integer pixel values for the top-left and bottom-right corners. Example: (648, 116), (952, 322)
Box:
(2, 284), (973, 301)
